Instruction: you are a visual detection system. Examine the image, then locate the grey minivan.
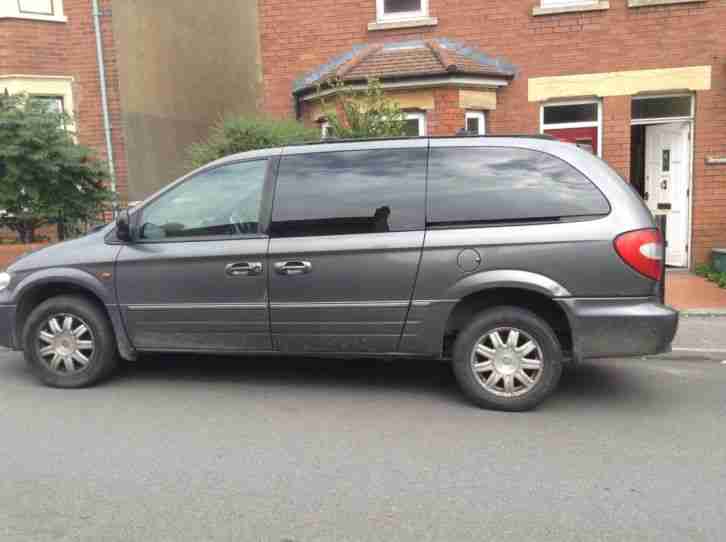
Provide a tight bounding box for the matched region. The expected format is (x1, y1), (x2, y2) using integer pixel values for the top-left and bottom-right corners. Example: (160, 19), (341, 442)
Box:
(0, 136), (678, 410)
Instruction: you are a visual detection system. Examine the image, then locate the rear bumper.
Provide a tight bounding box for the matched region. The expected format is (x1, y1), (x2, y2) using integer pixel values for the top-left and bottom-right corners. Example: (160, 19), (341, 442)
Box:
(0, 304), (16, 350)
(557, 297), (678, 361)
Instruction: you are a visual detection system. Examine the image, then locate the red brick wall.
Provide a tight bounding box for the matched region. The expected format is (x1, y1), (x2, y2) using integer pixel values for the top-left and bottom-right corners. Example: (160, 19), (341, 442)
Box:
(601, 95), (631, 181)
(692, 60), (726, 265)
(0, 18), (70, 74)
(0, 0), (128, 209)
(429, 87), (464, 136)
(259, 0), (726, 266)
(63, 0), (128, 206)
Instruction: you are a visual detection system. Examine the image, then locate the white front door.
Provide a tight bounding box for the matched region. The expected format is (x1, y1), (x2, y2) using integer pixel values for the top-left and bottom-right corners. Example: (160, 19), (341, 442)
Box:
(645, 122), (691, 267)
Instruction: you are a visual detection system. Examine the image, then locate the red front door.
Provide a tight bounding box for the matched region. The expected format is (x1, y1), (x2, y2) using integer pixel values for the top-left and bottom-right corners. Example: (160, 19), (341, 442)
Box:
(545, 127), (598, 155)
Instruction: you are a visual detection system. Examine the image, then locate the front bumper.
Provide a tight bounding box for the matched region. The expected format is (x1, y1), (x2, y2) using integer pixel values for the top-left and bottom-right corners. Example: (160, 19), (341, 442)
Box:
(0, 304), (16, 350)
(557, 297), (678, 361)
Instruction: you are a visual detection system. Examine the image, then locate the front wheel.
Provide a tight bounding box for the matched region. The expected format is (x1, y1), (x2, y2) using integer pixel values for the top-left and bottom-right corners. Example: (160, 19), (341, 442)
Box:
(23, 295), (119, 388)
(452, 307), (563, 411)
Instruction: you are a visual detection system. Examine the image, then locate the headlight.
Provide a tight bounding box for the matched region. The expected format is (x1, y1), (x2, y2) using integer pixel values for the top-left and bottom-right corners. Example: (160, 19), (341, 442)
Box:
(0, 272), (11, 292)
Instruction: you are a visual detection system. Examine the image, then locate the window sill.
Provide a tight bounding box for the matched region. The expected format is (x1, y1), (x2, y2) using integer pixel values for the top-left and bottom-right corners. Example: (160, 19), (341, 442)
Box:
(532, 1), (609, 16)
(0, 14), (68, 23)
(628, 0), (705, 7)
(367, 16), (438, 31)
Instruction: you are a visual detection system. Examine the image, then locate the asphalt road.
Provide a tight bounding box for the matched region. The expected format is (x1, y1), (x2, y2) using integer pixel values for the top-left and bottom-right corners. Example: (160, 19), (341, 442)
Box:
(0, 350), (725, 542)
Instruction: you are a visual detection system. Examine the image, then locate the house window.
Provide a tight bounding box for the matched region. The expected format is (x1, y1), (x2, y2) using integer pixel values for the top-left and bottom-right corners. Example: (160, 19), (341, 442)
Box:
(32, 95), (65, 128)
(533, 0), (609, 16)
(465, 111), (486, 135)
(1, 0), (65, 21)
(540, 0), (597, 7)
(33, 95), (64, 114)
(632, 95), (693, 124)
(320, 121), (333, 139)
(18, 0), (54, 15)
(541, 100), (602, 157)
(376, 0), (428, 21)
(403, 112), (426, 136)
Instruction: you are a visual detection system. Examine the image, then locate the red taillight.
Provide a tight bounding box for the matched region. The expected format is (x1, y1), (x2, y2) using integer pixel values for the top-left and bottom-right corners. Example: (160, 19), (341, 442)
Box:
(614, 228), (664, 281)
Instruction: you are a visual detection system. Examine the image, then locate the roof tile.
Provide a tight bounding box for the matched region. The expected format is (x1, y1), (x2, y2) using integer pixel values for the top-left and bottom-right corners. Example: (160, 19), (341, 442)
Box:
(294, 38), (517, 94)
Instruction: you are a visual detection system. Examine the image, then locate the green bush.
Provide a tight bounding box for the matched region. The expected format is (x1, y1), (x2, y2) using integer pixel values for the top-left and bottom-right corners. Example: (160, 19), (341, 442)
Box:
(694, 263), (712, 277)
(0, 93), (111, 243)
(718, 275), (726, 289)
(320, 78), (408, 139)
(187, 116), (319, 169)
(707, 271), (721, 283)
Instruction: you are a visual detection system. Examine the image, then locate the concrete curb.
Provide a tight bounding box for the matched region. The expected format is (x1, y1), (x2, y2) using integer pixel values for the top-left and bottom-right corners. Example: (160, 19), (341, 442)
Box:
(649, 351), (726, 362)
(678, 309), (726, 317)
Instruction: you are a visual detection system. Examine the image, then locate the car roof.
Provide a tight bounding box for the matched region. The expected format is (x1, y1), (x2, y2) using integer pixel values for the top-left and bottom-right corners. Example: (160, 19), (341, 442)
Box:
(195, 136), (617, 197)
(206, 134), (567, 166)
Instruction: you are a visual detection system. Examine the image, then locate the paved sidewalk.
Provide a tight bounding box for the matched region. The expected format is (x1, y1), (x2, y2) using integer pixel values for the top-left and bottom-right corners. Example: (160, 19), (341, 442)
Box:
(664, 314), (726, 359)
(666, 271), (726, 313)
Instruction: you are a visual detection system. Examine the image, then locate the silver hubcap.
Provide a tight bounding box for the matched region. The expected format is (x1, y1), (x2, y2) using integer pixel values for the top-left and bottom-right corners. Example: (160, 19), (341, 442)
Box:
(470, 327), (544, 397)
(37, 314), (94, 374)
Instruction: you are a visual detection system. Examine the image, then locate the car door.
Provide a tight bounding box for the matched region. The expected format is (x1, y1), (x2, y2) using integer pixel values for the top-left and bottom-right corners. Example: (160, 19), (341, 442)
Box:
(115, 156), (276, 352)
(267, 141), (428, 353)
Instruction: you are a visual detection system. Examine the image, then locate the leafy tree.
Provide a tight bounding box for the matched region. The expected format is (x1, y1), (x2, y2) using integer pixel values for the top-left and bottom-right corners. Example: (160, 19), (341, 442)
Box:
(188, 116), (319, 168)
(0, 93), (111, 242)
(319, 78), (408, 139)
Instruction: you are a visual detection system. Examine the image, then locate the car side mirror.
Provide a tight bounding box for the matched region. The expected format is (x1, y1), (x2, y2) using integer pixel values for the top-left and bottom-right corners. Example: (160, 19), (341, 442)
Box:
(116, 209), (133, 243)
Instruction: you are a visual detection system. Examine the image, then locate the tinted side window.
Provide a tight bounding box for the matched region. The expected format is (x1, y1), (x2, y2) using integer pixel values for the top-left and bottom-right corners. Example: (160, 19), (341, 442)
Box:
(428, 147), (610, 226)
(139, 160), (268, 240)
(271, 149), (427, 237)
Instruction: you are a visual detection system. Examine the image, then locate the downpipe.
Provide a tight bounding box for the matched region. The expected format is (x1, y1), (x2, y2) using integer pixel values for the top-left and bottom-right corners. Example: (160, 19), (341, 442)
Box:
(92, 0), (118, 217)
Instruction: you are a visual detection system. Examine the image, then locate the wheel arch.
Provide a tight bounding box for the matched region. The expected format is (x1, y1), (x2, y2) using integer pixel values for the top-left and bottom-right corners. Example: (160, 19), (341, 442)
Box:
(440, 283), (574, 361)
(12, 270), (136, 360)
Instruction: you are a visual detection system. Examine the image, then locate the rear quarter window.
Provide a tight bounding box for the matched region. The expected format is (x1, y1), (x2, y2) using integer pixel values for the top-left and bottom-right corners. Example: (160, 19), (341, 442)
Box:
(427, 147), (610, 226)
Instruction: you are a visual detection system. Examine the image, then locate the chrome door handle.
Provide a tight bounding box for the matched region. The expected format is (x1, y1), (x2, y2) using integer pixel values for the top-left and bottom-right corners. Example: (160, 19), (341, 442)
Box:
(226, 262), (263, 277)
(274, 261), (312, 276)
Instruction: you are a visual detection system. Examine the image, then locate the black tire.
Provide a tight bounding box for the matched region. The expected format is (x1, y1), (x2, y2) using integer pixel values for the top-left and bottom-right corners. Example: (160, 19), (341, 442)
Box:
(22, 295), (119, 388)
(452, 306), (563, 411)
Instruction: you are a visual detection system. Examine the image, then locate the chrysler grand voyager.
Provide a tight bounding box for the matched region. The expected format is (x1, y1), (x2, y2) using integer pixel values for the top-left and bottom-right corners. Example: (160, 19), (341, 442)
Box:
(0, 137), (678, 410)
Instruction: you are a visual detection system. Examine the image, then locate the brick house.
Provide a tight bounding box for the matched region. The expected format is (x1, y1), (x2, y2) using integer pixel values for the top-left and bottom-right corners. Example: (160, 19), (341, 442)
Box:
(1, 0), (127, 210)
(258, 0), (726, 268)
(1, 0), (261, 208)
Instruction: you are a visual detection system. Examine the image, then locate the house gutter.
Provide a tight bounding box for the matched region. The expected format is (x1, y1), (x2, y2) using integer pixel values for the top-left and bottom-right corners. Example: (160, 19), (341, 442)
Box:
(91, 0), (118, 215)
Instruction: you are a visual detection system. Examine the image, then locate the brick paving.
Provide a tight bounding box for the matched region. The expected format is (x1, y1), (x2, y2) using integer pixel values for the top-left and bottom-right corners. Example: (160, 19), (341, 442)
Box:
(666, 271), (726, 312)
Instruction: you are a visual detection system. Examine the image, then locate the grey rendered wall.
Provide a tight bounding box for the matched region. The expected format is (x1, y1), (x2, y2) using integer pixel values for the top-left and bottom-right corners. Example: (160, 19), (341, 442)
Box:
(112, 0), (261, 201)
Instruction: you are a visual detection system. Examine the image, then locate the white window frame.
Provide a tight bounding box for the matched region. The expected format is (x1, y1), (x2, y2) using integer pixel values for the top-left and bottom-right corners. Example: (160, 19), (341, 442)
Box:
(540, 0), (597, 7)
(533, 0), (609, 16)
(404, 111), (426, 136)
(631, 93), (694, 126)
(465, 111), (486, 135)
(320, 120), (332, 139)
(0, 0), (66, 22)
(540, 99), (603, 158)
(376, 0), (429, 22)
(1, 75), (75, 132)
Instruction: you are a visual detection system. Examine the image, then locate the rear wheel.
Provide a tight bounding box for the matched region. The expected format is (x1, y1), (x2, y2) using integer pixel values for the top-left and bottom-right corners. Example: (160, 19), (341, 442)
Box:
(452, 307), (562, 411)
(23, 295), (119, 388)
